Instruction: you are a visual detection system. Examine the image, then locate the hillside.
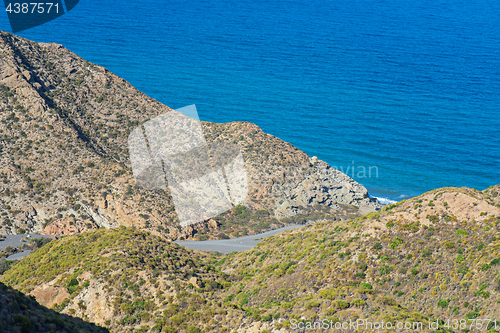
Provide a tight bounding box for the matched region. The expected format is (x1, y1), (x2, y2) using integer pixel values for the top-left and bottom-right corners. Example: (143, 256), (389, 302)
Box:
(3, 186), (500, 332)
(216, 186), (500, 331)
(1, 227), (249, 332)
(0, 31), (379, 240)
(0, 280), (108, 333)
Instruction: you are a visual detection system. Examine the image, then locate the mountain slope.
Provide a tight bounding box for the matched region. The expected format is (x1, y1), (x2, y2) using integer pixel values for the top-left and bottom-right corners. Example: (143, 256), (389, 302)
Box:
(1, 227), (247, 332)
(0, 31), (379, 239)
(3, 186), (500, 332)
(0, 280), (108, 333)
(217, 186), (500, 331)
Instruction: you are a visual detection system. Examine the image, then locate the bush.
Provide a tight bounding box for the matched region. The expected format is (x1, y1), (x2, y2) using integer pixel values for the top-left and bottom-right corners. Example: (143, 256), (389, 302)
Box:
(68, 278), (79, 288)
(378, 265), (390, 275)
(319, 289), (337, 300)
(358, 262), (368, 271)
(390, 237), (403, 249)
(0, 259), (12, 274)
(487, 320), (499, 330)
(465, 311), (480, 319)
(427, 215), (439, 223)
(352, 298), (366, 306)
(305, 300), (320, 309)
(480, 263), (491, 271)
(333, 300), (349, 309)
(381, 297), (396, 305)
(455, 256), (465, 263)
(443, 240), (455, 249)
(437, 299), (449, 308)
(422, 248), (432, 257)
(261, 315), (272, 322)
(360, 282), (372, 290)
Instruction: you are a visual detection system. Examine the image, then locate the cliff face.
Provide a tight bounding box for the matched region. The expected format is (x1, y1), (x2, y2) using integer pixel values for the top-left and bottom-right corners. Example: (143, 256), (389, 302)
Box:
(0, 31), (380, 239)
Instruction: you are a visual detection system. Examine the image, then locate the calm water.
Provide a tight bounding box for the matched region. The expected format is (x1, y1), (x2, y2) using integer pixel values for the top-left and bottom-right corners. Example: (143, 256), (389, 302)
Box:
(2, 0), (499, 202)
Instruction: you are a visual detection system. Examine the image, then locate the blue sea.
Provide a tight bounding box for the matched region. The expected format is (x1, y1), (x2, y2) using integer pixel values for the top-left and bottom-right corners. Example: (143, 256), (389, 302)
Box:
(2, 0), (499, 202)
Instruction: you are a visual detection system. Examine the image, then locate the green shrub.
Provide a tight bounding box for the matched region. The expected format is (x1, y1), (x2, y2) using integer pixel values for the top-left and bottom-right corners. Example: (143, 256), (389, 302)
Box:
(319, 289), (337, 300)
(443, 240), (455, 249)
(381, 297), (396, 305)
(390, 237), (403, 249)
(378, 265), (390, 275)
(360, 282), (372, 290)
(465, 311), (480, 319)
(0, 259), (13, 274)
(333, 300), (349, 309)
(305, 300), (320, 309)
(352, 298), (366, 306)
(187, 326), (201, 333)
(68, 278), (79, 288)
(455, 229), (469, 236)
(477, 290), (490, 298)
(437, 299), (449, 308)
(261, 315), (272, 322)
(487, 320), (499, 331)
(358, 262), (368, 271)
(480, 263), (491, 271)
(427, 215), (439, 223)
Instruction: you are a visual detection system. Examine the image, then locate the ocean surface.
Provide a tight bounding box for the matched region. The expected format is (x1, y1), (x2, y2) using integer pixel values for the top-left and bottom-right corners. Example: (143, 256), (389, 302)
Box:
(1, 0), (499, 202)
